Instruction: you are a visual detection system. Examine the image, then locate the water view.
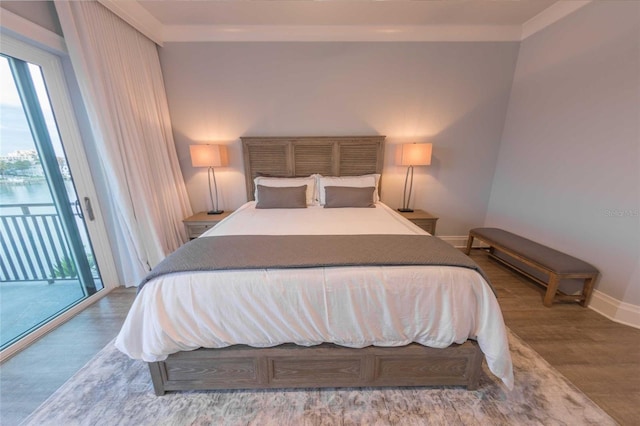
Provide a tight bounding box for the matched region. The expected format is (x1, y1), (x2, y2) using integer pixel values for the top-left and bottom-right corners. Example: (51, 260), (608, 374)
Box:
(1, 179), (76, 205)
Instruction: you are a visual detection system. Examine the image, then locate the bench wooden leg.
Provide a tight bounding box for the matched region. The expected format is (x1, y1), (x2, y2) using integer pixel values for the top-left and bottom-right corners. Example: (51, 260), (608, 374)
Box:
(581, 275), (597, 307)
(544, 273), (560, 307)
(465, 234), (474, 255)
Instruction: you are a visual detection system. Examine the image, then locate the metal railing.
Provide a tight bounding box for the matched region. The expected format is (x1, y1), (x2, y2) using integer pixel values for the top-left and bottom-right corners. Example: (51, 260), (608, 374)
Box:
(0, 202), (92, 283)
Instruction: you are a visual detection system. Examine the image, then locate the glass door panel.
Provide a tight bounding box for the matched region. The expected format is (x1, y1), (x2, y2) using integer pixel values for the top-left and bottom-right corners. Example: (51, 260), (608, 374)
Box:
(0, 54), (103, 350)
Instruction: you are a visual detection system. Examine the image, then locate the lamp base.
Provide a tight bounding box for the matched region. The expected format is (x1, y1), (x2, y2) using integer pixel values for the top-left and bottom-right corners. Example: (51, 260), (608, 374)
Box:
(397, 208), (414, 213)
(207, 210), (224, 215)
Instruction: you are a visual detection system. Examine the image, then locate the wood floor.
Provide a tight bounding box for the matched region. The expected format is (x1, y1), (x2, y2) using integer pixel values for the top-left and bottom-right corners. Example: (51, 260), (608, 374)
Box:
(0, 288), (137, 426)
(474, 249), (640, 426)
(1, 249), (638, 425)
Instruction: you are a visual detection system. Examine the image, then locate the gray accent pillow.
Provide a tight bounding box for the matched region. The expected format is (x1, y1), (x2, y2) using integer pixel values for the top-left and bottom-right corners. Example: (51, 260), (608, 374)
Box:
(256, 184), (308, 209)
(324, 186), (376, 208)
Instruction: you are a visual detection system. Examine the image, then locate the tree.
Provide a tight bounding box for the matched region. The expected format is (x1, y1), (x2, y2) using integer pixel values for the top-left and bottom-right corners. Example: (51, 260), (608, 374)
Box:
(8, 160), (32, 175)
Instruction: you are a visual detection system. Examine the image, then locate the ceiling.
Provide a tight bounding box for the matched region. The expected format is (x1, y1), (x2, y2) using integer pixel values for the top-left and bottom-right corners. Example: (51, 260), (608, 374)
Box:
(136, 0), (557, 27)
(97, 0), (589, 44)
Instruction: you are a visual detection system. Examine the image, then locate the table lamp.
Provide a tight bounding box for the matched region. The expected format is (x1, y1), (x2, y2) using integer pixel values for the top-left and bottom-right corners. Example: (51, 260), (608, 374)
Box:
(398, 142), (432, 213)
(190, 144), (228, 215)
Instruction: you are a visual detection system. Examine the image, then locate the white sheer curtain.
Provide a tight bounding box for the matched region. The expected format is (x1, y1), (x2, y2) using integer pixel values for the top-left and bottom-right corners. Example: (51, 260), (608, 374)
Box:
(55, 1), (192, 285)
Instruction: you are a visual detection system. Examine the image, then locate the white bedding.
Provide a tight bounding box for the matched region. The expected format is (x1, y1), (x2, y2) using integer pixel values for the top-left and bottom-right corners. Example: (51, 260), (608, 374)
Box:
(115, 202), (514, 389)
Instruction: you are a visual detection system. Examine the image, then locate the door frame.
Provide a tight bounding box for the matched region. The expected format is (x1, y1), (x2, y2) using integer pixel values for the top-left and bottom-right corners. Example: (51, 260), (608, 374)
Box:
(0, 35), (120, 362)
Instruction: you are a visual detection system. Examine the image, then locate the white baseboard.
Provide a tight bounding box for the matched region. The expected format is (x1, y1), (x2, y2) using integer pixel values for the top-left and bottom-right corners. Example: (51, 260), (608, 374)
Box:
(441, 235), (640, 330)
(588, 290), (640, 329)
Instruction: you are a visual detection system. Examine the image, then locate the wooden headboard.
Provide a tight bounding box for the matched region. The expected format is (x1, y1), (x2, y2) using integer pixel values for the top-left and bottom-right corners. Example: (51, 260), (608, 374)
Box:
(241, 136), (385, 201)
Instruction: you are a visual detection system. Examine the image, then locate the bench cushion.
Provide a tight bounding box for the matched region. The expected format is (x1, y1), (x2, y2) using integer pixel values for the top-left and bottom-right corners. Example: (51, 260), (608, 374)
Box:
(470, 228), (598, 275)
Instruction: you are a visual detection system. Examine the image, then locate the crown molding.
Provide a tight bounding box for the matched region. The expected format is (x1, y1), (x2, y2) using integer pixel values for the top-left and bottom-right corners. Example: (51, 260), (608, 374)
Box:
(0, 8), (67, 54)
(97, 0), (164, 46)
(96, 1), (592, 44)
(521, 1), (591, 40)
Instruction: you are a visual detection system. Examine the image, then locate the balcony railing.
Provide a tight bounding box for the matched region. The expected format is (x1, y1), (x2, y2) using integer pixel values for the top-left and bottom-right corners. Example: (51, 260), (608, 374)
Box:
(0, 202), (95, 283)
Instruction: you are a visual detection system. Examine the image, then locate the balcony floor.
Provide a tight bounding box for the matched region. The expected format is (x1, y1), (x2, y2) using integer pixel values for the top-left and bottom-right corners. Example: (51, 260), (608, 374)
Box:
(0, 280), (85, 348)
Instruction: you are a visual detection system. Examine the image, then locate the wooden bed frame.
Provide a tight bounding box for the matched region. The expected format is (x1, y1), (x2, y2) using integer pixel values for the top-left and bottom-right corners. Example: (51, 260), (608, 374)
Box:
(148, 135), (484, 395)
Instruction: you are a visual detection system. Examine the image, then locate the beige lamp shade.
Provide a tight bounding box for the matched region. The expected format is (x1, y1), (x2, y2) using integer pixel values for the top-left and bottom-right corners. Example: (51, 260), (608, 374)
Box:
(400, 143), (432, 166)
(190, 144), (228, 168)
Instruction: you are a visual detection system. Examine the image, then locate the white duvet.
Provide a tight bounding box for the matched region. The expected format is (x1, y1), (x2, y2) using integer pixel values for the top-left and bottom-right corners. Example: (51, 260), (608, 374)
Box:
(115, 202), (514, 389)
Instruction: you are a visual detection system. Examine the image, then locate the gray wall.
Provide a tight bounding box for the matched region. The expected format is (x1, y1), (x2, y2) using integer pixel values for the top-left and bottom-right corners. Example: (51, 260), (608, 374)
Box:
(160, 42), (519, 235)
(486, 2), (640, 304)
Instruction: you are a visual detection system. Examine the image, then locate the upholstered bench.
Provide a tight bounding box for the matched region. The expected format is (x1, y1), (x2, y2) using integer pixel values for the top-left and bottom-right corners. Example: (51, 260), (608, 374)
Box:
(465, 228), (599, 307)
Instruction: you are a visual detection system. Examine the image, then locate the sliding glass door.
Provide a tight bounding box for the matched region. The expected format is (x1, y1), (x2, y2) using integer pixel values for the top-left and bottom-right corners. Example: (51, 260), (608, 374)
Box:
(0, 37), (116, 354)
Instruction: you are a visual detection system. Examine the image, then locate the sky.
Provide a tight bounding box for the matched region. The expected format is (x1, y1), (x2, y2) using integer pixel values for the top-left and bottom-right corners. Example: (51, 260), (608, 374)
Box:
(0, 56), (64, 157)
(0, 56), (21, 107)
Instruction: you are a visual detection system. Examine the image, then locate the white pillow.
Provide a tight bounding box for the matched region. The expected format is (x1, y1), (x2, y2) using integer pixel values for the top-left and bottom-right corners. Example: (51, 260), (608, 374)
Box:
(318, 174), (381, 205)
(254, 175), (318, 205)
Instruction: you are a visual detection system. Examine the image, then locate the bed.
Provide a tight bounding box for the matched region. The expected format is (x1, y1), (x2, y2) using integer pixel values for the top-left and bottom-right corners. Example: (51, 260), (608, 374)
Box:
(115, 136), (513, 395)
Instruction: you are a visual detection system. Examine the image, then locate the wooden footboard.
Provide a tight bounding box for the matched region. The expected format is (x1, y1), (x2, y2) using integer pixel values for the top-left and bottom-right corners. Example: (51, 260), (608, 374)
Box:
(148, 341), (483, 396)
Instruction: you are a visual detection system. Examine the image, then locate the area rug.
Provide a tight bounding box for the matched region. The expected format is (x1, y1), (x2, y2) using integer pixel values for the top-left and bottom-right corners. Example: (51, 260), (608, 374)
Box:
(22, 331), (615, 426)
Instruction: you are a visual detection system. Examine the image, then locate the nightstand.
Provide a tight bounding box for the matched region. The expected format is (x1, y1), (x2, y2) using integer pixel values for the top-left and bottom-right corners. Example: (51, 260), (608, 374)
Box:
(183, 211), (233, 239)
(398, 209), (439, 235)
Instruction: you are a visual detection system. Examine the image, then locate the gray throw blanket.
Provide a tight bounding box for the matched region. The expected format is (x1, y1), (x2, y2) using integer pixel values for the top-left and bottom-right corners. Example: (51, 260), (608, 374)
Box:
(139, 234), (493, 293)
